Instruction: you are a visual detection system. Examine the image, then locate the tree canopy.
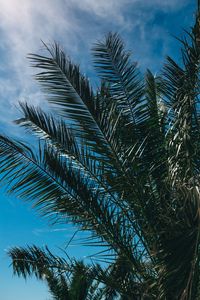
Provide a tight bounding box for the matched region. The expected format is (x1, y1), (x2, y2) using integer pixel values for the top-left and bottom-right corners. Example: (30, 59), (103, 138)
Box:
(1, 2), (200, 300)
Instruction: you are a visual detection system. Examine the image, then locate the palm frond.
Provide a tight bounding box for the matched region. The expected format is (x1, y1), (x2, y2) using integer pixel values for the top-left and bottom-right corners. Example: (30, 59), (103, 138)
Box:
(15, 102), (124, 198)
(8, 245), (70, 279)
(0, 135), (147, 271)
(29, 42), (94, 123)
(92, 32), (144, 127)
(27, 48), (144, 199)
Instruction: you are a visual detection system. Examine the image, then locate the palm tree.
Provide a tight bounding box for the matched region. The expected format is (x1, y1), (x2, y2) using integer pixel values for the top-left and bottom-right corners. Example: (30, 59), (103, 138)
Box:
(0, 2), (200, 299)
(8, 245), (103, 300)
(8, 245), (130, 300)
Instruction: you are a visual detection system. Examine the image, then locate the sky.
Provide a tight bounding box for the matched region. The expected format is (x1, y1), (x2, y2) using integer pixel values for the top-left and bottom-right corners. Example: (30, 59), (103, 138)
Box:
(0, 0), (197, 299)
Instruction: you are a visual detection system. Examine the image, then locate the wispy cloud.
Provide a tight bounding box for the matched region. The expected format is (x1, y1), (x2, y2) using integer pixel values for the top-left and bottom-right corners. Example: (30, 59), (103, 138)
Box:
(32, 227), (70, 236)
(0, 0), (192, 136)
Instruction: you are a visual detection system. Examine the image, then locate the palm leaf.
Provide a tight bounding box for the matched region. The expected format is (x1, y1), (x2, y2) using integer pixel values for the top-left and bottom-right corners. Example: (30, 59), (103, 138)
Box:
(92, 32), (144, 127)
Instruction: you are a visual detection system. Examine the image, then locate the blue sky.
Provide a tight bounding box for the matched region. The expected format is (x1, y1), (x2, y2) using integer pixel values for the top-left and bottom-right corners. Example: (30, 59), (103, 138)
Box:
(0, 0), (197, 299)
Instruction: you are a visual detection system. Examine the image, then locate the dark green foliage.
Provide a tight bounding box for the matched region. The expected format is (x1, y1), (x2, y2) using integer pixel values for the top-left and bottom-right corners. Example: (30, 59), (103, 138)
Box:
(1, 3), (200, 300)
(8, 246), (103, 300)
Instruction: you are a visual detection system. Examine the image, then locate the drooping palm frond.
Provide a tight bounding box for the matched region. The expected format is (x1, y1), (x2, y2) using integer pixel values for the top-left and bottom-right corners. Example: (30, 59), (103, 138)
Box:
(28, 43), (123, 159)
(8, 245), (69, 279)
(0, 134), (149, 282)
(29, 42), (95, 122)
(27, 39), (149, 193)
(14, 98), (153, 269)
(15, 101), (122, 190)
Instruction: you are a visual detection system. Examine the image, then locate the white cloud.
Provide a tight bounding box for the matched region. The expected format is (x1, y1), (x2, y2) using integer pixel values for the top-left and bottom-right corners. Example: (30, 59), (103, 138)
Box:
(0, 0), (191, 136)
(69, 0), (188, 19)
(69, 0), (132, 23)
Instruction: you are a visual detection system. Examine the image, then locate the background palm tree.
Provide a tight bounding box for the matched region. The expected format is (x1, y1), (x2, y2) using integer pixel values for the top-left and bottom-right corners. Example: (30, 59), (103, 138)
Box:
(0, 2), (200, 299)
(8, 245), (132, 300)
(8, 245), (102, 300)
